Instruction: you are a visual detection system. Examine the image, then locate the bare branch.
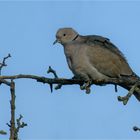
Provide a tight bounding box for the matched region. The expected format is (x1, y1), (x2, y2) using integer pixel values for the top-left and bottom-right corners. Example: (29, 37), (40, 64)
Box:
(0, 74), (137, 86)
(6, 80), (27, 140)
(47, 66), (58, 78)
(0, 73), (140, 105)
(0, 130), (7, 135)
(15, 115), (27, 139)
(133, 126), (140, 132)
(47, 66), (63, 91)
(55, 84), (62, 90)
(115, 85), (118, 92)
(0, 54), (11, 75)
(9, 80), (16, 140)
(0, 74), (84, 86)
(118, 83), (138, 105)
(0, 79), (11, 86)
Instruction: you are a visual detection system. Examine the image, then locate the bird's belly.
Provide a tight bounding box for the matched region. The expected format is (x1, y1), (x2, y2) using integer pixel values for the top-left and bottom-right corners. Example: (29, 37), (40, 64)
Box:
(71, 55), (108, 80)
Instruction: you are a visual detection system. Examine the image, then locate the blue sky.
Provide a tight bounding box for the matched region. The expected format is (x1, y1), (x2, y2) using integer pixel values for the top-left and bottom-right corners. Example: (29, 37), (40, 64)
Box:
(0, 1), (140, 139)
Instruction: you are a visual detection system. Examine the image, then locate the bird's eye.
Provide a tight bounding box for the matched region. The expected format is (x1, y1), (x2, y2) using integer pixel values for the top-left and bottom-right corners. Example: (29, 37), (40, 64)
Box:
(63, 34), (66, 36)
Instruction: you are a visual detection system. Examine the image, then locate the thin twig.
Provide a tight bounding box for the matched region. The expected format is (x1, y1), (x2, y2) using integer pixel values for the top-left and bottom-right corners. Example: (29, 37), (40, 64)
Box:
(47, 66), (58, 78)
(47, 66), (63, 91)
(115, 84), (118, 92)
(0, 130), (7, 135)
(133, 126), (140, 131)
(0, 54), (11, 75)
(47, 66), (60, 92)
(0, 79), (11, 86)
(15, 115), (27, 140)
(118, 83), (138, 105)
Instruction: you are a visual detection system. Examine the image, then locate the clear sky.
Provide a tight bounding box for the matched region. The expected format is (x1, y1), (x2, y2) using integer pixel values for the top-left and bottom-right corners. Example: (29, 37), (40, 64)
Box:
(0, 1), (140, 140)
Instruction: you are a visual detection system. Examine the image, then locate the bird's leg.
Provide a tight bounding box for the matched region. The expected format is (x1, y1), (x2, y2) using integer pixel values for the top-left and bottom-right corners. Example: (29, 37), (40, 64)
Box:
(80, 80), (92, 94)
(118, 83), (138, 105)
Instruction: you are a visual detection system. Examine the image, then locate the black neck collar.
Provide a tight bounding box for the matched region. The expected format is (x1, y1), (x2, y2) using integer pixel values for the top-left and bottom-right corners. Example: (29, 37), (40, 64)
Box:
(72, 34), (79, 41)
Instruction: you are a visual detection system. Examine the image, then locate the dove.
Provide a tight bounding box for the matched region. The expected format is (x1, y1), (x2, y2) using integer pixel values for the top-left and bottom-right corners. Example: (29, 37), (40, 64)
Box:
(53, 27), (140, 102)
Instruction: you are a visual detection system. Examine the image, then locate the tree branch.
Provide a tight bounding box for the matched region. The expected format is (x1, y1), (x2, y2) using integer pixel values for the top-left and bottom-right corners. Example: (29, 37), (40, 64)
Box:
(0, 54), (11, 75)
(6, 80), (27, 140)
(15, 114), (27, 136)
(47, 66), (58, 78)
(0, 74), (138, 86)
(0, 130), (7, 135)
(133, 126), (140, 132)
(0, 54), (28, 140)
(0, 79), (11, 86)
(9, 80), (16, 140)
(1, 72), (140, 106)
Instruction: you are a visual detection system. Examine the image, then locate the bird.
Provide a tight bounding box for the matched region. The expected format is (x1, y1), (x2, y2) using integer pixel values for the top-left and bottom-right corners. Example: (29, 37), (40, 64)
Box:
(53, 27), (140, 103)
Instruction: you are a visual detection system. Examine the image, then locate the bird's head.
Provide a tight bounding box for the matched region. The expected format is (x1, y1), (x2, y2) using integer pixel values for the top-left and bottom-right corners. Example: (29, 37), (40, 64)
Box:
(53, 28), (79, 45)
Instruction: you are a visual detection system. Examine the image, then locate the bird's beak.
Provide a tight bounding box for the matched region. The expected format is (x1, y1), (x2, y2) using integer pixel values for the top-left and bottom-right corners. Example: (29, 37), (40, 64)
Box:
(53, 39), (58, 45)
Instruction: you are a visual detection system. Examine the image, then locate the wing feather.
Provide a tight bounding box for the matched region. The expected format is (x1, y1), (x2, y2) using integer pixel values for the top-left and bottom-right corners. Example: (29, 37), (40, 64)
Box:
(83, 35), (133, 77)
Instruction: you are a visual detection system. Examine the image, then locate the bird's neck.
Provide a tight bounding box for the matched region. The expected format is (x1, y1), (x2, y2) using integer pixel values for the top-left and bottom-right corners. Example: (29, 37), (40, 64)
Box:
(72, 34), (79, 41)
(74, 35), (86, 43)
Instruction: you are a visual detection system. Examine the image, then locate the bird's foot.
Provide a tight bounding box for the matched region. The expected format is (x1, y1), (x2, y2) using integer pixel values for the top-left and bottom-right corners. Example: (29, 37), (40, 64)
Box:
(80, 80), (92, 94)
(118, 83), (138, 105)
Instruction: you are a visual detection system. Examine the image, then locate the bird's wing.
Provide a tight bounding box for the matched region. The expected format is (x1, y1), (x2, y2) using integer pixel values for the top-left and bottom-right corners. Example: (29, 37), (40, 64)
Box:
(86, 35), (125, 58)
(84, 35), (133, 78)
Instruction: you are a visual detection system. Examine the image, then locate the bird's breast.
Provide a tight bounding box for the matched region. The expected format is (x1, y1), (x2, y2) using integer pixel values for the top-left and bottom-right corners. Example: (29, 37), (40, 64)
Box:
(64, 44), (88, 69)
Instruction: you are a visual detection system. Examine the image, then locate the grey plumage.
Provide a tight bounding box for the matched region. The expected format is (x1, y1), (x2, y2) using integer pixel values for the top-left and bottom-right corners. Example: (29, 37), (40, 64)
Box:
(54, 27), (140, 101)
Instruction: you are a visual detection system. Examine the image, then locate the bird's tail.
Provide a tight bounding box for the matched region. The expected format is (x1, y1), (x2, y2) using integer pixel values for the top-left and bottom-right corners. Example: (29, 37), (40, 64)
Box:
(119, 73), (140, 102)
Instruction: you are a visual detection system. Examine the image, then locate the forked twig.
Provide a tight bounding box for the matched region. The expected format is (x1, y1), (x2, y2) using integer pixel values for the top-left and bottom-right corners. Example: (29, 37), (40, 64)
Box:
(47, 66), (62, 92)
(0, 54), (11, 75)
(118, 83), (139, 105)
